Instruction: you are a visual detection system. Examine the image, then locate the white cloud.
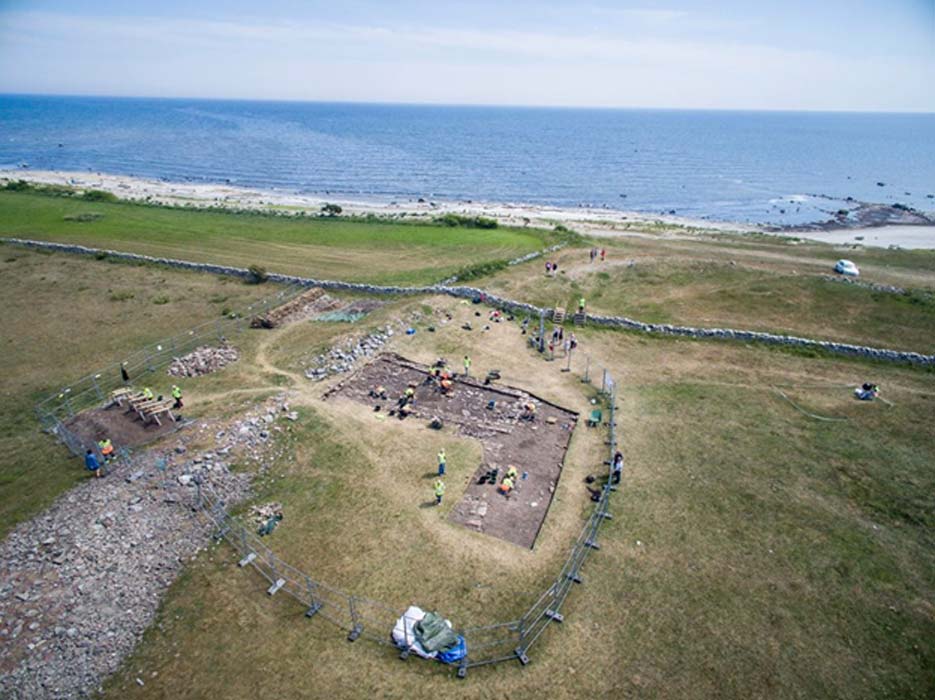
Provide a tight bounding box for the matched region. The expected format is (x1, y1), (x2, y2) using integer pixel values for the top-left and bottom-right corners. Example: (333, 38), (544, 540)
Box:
(0, 9), (931, 111)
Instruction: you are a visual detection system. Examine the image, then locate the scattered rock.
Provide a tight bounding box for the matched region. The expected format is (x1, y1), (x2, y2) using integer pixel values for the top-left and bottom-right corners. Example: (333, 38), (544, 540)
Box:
(167, 343), (239, 377)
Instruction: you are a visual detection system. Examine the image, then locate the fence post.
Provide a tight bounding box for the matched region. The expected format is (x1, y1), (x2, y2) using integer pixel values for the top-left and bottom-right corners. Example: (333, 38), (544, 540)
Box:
(304, 576), (322, 618)
(538, 312), (546, 353)
(347, 596), (362, 641)
(91, 375), (103, 401)
(582, 355), (590, 384)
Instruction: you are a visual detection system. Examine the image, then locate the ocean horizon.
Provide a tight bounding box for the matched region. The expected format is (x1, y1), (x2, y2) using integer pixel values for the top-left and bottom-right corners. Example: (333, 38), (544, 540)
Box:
(2, 93), (934, 226)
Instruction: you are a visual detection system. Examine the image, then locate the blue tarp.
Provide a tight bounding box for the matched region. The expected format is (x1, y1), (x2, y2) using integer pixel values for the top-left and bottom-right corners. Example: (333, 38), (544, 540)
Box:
(436, 635), (467, 664)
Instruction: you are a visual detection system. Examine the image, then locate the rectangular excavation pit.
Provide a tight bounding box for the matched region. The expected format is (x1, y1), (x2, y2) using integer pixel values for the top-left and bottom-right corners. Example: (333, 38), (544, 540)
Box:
(325, 354), (578, 549)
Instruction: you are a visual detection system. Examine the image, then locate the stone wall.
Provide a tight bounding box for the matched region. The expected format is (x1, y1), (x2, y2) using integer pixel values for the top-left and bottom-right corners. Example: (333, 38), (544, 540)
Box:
(4, 237), (933, 366)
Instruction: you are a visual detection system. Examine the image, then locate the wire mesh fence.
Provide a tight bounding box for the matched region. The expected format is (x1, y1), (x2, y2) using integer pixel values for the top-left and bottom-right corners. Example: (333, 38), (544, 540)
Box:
(191, 359), (619, 676)
(35, 285), (307, 463)
(35, 292), (622, 677)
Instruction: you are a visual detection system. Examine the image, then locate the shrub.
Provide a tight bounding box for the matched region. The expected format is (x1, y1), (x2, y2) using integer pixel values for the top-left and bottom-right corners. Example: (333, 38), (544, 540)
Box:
(3, 179), (33, 191)
(321, 203), (343, 216)
(435, 213), (498, 229)
(81, 189), (118, 202)
(246, 265), (268, 284)
(152, 295), (170, 305)
(109, 291), (135, 302)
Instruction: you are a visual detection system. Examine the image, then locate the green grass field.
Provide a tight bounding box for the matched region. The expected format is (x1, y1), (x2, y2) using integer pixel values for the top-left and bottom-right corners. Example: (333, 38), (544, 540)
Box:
(0, 247), (273, 537)
(485, 235), (935, 351)
(96, 298), (934, 700)
(2, 229), (934, 699)
(0, 190), (549, 285)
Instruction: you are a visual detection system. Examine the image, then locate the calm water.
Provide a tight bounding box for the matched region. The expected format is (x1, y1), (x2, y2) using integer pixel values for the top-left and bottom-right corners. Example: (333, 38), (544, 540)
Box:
(1, 94), (933, 225)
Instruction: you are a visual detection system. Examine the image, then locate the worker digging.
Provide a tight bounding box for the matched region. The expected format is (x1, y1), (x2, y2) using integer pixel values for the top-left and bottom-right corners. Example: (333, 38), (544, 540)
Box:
(326, 353), (578, 549)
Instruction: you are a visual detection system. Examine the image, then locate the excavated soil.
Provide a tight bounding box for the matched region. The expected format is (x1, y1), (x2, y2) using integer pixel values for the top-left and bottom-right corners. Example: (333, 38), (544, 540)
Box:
(64, 402), (184, 451)
(326, 354), (578, 549)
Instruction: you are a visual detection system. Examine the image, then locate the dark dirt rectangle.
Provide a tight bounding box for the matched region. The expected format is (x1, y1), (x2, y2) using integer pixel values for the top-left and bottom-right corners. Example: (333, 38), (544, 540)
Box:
(325, 354), (578, 549)
(65, 402), (183, 452)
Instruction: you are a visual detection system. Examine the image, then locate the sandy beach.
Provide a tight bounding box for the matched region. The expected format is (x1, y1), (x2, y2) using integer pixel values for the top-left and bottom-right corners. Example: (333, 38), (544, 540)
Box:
(3, 168), (934, 250)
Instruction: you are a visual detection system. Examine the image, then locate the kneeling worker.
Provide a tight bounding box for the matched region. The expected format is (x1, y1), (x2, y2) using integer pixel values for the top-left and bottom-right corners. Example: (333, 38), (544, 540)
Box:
(499, 475), (515, 495)
(97, 437), (115, 463)
(171, 384), (183, 409)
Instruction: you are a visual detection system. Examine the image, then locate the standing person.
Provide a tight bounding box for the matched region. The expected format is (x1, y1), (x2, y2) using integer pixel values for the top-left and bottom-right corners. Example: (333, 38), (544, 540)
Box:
(600, 248), (606, 262)
(120, 362), (130, 384)
(612, 451), (624, 484)
(589, 248), (595, 263)
(578, 297), (586, 314)
(437, 448), (447, 476)
(171, 384), (183, 409)
(545, 261), (552, 275)
(85, 449), (102, 478)
(463, 355), (471, 377)
(569, 332), (578, 351)
(434, 478), (446, 506)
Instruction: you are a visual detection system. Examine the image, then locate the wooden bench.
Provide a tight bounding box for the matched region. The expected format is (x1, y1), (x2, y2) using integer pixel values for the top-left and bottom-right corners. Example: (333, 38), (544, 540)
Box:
(127, 393), (156, 410)
(139, 398), (177, 426)
(109, 387), (134, 407)
(552, 307), (566, 324)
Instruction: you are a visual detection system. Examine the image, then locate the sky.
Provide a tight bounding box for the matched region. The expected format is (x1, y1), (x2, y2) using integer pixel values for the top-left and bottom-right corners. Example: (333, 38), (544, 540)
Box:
(0, 0), (932, 111)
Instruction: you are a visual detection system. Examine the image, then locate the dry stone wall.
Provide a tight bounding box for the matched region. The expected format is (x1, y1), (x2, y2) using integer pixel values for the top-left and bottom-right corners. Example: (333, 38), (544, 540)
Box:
(4, 237), (933, 367)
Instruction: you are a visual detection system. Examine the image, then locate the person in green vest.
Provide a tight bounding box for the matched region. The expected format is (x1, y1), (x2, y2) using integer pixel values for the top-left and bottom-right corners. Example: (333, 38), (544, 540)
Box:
(434, 479), (446, 506)
(578, 297), (586, 313)
(97, 437), (115, 463)
(171, 384), (183, 409)
(142, 386), (154, 401)
(437, 448), (446, 476)
(463, 355), (472, 377)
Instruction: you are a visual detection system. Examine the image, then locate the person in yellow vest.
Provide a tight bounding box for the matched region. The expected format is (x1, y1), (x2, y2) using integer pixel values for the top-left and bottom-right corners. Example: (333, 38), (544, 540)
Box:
(437, 449), (447, 476)
(463, 355), (472, 377)
(578, 297), (586, 313)
(434, 478), (446, 506)
(506, 465), (518, 481)
(142, 387), (154, 401)
(171, 384), (183, 409)
(97, 437), (115, 463)
(499, 475), (515, 495)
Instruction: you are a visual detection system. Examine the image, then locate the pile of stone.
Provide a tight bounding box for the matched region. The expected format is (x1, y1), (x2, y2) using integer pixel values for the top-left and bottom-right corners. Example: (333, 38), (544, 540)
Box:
(167, 343), (240, 377)
(304, 325), (395, 381)
(0, 393), (294, 699)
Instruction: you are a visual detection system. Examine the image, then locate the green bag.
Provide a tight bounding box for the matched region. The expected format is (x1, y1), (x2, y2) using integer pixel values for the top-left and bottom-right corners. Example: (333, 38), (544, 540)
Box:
(414, 612), (459, 653)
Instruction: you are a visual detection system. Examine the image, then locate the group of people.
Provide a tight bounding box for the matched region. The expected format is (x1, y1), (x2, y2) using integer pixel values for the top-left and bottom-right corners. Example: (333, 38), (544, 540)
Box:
(589, 248), (606, 263)
(84, 437), (116, 478)
(84, 383), (185, 480)
(544, 260), (560, 276)
(546, 327), (578, 360)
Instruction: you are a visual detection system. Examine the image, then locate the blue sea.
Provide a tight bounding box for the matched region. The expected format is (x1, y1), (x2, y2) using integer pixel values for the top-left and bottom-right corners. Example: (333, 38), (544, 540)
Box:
(1, 94), (933, 226)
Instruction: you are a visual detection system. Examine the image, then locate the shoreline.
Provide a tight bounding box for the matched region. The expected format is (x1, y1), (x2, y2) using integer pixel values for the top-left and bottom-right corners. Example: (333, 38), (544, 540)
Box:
(3, 168), (935, 250)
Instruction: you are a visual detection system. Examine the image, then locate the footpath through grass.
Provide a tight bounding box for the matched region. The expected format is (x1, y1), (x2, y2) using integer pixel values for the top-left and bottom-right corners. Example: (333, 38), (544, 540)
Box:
(0, 248), (271, 538)
(485, 237), (935, 351)
(0, 190), (548, 285)
(100, 311), (935, 700)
